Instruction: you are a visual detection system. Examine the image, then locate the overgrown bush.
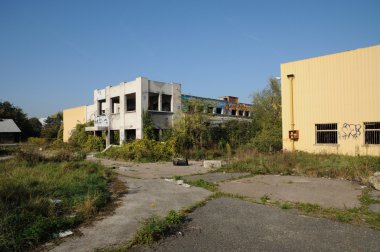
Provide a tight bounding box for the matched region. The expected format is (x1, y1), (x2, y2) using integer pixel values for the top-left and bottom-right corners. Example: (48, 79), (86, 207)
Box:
(68, 123), (105, 152)
(16, 148), (86, 165)
(0, 159), (111, 251)
(98, 139), (173, 162)
(222, 150), (380, 183)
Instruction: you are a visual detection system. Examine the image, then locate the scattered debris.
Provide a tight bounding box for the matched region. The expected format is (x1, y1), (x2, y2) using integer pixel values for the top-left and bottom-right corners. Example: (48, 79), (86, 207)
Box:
(53, 230), (73, 238)
(173, 158), (189, 166)
(49, 199), (62, 204)
(203, 160), (225, 169)
(176, 180), (184, 185)
(361, 185), (367, 189)
(182, 184), (191, 188)
(165, 178), (174, 182)
(369, 172), (380, 191)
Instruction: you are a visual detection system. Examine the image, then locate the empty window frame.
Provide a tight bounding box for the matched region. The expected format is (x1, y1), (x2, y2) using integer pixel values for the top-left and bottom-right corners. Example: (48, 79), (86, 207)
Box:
(207, 106), (214, 114)
(364, 122), (380, 144)
(148, 93), (159, 111)
(238, 110), (244, 116)
(244, 111), (250, 117)
(111, 97), (120, 114)
(161, 94), (172, 112)
(231, 110), (237, 116)
(315, 123), (338, 144)
(126, 93), (136, 112)
(98, 99), (106, 115)
(125, 129), (136, 142)
(215, 108), (222, 114)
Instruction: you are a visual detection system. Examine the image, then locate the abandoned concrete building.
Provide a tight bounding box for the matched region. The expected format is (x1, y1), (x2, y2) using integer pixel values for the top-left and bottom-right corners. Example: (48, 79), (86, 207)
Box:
(281, 44), (380, 156)
(63, 77), (252, 145)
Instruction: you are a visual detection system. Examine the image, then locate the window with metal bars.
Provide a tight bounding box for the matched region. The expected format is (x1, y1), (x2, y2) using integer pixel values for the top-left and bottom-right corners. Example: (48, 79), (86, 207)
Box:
(364, 122), (380, 145)
(315, 123), (338, 144)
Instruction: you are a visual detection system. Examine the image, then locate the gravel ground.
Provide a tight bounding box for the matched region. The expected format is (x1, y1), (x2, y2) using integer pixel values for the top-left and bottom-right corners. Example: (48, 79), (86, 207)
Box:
(135, 197), (380, 252)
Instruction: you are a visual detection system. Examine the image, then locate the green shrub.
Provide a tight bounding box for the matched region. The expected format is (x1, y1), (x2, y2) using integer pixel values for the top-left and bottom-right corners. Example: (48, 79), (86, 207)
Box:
(98, 139), (173, 162)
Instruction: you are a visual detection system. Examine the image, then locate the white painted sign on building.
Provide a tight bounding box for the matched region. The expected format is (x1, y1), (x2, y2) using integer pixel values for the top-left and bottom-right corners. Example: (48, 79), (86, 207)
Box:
(95, 115), (109, 127)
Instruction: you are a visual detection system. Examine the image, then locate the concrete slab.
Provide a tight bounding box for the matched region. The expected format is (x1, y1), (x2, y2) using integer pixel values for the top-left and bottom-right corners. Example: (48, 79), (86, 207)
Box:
(136, 197), (380, 252)
(219, 175), (362, 209)
(184, 172), (250, 183)
(87, 156), (210, 179)
(49, 176), (212, 252)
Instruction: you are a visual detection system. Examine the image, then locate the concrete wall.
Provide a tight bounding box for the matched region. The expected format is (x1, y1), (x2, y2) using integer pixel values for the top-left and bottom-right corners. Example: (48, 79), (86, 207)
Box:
(281, 45), (380, 156)
(63, 106), (86, 142)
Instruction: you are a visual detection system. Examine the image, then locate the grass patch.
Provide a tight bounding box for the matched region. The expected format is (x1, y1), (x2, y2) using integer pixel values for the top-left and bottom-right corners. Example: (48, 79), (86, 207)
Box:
(184, 179), (218, 192)
(221, 151), (380, 183)
(130, 210), (185, 246)
(0, 158), (112, 251)
(260, 194), (270, 203)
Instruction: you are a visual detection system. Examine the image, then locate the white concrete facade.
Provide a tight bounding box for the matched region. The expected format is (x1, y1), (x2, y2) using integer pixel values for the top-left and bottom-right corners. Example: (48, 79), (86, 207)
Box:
(84, 77), (181, 145)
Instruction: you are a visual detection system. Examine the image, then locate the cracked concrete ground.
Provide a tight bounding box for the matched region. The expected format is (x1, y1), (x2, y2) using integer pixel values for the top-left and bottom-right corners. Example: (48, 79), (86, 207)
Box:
(48, 162), (212, 252)
(220, 175), (363, 209)
(87, 156), (210, 179)
(135, 197), (380, 252)
(183, 172), (250, 183)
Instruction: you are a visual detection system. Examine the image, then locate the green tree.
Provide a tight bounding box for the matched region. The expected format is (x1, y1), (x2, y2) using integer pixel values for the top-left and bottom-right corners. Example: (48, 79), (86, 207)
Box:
(250, 78), (282, 152)
(28, 117), (42, 137)
(41, 112), (63, 139)
(142, 111), (155, 140)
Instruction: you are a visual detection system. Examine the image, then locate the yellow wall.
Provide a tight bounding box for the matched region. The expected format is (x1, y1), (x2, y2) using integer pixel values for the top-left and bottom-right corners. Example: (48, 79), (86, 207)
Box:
(281, 45), (380, 156)
(63, 106), (86, 142)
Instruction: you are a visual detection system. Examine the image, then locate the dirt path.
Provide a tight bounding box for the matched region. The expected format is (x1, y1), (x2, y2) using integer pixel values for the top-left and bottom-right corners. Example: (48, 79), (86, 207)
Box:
(48, 159), (212, 252)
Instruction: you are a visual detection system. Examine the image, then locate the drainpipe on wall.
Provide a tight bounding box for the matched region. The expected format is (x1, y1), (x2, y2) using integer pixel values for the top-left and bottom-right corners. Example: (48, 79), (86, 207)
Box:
(287, 74), (295, 152)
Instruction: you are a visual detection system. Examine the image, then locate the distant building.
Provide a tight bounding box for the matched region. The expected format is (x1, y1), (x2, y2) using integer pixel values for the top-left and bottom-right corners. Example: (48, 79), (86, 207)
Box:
(63, 77), (251, 145)
(0, 119), (21, 144)
(281, 45), (380, 156)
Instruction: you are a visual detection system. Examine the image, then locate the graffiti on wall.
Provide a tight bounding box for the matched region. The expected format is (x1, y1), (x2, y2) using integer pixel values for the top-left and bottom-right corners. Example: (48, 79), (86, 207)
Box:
(341, 123), (361, 139)
(181, 95), (251, 113)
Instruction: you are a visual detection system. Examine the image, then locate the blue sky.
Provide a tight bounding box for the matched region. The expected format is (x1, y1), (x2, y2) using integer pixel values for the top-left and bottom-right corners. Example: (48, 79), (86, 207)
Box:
(1, 0), (379, 118)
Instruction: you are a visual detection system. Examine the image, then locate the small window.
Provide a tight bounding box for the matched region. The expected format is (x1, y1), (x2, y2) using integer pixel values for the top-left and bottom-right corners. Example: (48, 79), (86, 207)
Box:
(125, 129), (136, 141)
(364, 122), (380, 144)
(231, 110), (237, 116)
(111, 97), (120, 114)
(238, 110), (244, 116)
(162, 94), (172, 112)
(98, 99), (106, 115)
(215, 108), (222, 114)
(207, 106), (214, 114)
(148, 93), (159, 111)
(126, 93), (136, 112)
(244, 111), (250, 117)
(315, 123), (338, 144)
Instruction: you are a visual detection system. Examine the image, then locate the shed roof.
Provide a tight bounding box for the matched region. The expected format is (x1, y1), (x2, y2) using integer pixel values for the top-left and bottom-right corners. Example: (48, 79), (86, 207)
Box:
(0, 119), (21, 133)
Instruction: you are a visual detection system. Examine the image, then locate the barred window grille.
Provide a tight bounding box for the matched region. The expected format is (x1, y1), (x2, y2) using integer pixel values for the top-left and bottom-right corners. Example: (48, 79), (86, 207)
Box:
(315, 123), (338, 144)
(364, 122), (380, 145)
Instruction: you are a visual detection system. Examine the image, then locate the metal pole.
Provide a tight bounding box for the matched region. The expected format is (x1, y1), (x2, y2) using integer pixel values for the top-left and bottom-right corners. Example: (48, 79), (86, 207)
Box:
(287, 74), (295, 152)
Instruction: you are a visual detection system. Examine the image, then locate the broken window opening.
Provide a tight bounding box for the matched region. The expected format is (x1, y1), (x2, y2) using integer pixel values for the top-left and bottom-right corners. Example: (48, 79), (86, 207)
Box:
(364, 122), (380, 145)
(238, 110), (244, 116)
(111, 97), (120, 114)
(207, 106), (214, 114)
(125, 129), (136, 142)
(315, 123), (338, 144)
(244, 111), (250, 117)
(154, 129), (160, 141)
(215, 108), (222, 114)
(126, 93), (136, 112)
(110, 130), (120, 145)
(98, 99), (106, 115)
(148, 93), (159, 111)
(231, 110), (237, 116)
(162, 94), (172, 112)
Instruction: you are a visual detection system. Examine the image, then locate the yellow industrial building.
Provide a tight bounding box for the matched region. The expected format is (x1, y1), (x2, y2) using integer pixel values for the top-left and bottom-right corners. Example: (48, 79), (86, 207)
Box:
(281, 44), (380, 156)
